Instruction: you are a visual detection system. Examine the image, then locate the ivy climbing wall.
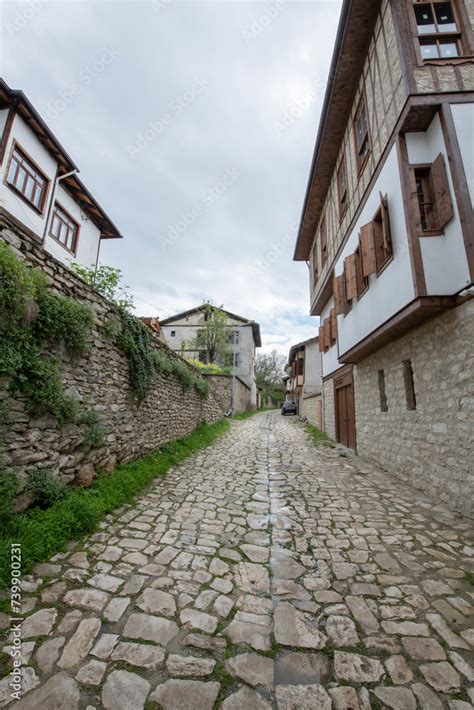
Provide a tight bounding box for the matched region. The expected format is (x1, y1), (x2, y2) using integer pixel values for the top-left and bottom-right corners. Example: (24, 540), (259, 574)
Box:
(0, 217), (247, 507)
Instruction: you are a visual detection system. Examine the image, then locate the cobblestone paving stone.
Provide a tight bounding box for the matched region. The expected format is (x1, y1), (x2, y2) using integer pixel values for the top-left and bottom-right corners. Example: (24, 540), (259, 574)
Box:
(2, 411), (473, 709)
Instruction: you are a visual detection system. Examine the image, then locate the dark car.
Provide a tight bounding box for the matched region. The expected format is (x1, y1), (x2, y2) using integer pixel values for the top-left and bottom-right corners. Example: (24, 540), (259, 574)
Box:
(281, 401), (297, 416)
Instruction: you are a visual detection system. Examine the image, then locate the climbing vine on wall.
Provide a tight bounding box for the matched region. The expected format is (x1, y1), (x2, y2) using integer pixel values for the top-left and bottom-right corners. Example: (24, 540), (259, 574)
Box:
(115, 312), (209, 401)
(0, 242), (104, 444)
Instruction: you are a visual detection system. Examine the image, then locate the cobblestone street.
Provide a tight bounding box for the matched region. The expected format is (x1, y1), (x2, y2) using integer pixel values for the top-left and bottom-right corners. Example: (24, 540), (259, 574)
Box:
(2, 411), (473, 709)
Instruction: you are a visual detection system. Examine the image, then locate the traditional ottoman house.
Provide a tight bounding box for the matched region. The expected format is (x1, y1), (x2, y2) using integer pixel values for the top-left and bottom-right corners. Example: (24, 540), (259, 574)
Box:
(293, 0), (473, 512)
(160, 305), (261, 408)
(0, 79), (122, 268)
(284, 337), (323, 427)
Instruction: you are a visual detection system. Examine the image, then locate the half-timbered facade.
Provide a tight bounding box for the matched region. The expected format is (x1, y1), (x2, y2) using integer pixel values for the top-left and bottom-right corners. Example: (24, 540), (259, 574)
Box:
(0, 79), (122, 268)
(294, 0), (473, 512)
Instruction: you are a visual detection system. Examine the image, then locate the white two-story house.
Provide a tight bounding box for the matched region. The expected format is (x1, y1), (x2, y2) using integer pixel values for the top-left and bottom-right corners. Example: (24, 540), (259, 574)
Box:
(293, 0), (473, 513)
(0, 79), (122, 268)
(160, 305), (262, 408)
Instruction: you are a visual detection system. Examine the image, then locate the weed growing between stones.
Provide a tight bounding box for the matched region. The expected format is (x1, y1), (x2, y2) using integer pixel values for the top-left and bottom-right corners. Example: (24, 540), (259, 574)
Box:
(304, 424), (336, 448)
(232, 407), (275, 420)
(0, 419), (229, 588)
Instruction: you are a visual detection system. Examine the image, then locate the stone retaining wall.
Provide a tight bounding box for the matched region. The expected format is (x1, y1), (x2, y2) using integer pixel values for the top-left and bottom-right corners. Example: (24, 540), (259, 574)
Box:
(354, 299), (474, 515)
(0, 218), (229, 499)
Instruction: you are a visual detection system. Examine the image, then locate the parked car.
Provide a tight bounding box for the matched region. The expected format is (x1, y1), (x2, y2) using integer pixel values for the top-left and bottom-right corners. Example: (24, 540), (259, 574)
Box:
(281, 401), (297, 416)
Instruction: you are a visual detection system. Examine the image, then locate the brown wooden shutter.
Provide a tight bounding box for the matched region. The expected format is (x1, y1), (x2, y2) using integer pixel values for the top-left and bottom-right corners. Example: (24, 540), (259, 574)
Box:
(431, 153), (453, 229)
(344, 254), (357, 300)
(380, 192), (392, 258)
(318, 326), (324, 352)
(359, 223), (377, 276)
(334, 275), (345, 315)
(325, 319), (331, 349)
(330, 308), (337, 344)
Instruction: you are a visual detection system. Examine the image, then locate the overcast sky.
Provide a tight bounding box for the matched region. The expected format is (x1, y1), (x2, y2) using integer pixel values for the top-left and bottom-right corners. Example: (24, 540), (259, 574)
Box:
(1, 0), (342, 354)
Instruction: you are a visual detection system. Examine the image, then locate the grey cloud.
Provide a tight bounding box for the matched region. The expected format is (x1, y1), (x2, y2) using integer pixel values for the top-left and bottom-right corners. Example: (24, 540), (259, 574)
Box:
(1, 0), (342, 352)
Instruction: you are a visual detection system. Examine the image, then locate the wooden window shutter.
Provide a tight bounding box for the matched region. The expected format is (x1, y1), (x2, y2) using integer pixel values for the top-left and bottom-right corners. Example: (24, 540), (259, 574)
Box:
(318, 326), (325, 352)
(344, 254), (357, 300)
(325, 319), (331, 349)
(359, 222), (377, 276)
(380, 192), (392, 259)
(334, 275), (345, 315)
(330, 308), (337, 344)
(431, 153), (453, 229)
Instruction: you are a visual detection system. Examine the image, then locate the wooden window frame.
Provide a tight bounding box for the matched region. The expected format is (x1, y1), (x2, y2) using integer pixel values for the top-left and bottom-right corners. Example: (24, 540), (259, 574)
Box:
(353, 93), (371, 175)
(337, 158), (349, 221)
(320, 216), (328, 266)
(410, 154), (454, 236)
(49, 202), (80, 255)
(372, 195), (393, 275)
(4, 141), (50, 214)
(409, 0), (473, 64)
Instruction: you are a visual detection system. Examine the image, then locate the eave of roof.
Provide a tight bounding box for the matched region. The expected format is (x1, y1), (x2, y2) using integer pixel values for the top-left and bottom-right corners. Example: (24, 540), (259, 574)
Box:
(293, 0), (380, 261)
(0, 78), (122, 241)
(287, 336), (318, 364)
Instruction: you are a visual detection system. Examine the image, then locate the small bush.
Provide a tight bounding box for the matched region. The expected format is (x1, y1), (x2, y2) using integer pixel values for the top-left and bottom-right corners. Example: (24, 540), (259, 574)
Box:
(172, 360), (193, 391)
(78, 410), (107, 449)
(33, 291), (95, 353)
(151, 348), (174, 374)
(26, 468), (68, 510)
(186, 358), (231, 376)
(194, 378), (210, 399)
(100, 317), (122, 340)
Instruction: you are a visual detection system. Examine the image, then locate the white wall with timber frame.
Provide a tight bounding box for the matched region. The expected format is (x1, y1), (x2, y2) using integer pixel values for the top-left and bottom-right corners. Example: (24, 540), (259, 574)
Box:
(406, 110), (471, 296)
(334, 145), (414, 358)
(320, 295), (339, 378)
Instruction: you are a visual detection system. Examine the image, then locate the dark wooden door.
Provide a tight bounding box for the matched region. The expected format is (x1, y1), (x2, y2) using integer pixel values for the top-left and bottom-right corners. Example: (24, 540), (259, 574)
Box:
(334, 369), (356, 450)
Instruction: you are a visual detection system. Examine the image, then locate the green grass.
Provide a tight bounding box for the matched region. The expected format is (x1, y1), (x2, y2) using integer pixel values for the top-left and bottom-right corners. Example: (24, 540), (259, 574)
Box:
(305, 424), (336, 448)
(0, 419), (229, 588)
(232, 407), (277, 420)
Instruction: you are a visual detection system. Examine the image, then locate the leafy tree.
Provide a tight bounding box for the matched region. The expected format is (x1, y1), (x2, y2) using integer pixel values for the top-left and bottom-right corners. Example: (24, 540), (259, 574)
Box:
(256, 349), (287, 388)
(256, 349), (287, 406)
(184, 302), (231, 366)
(71, 263), (134, 312)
